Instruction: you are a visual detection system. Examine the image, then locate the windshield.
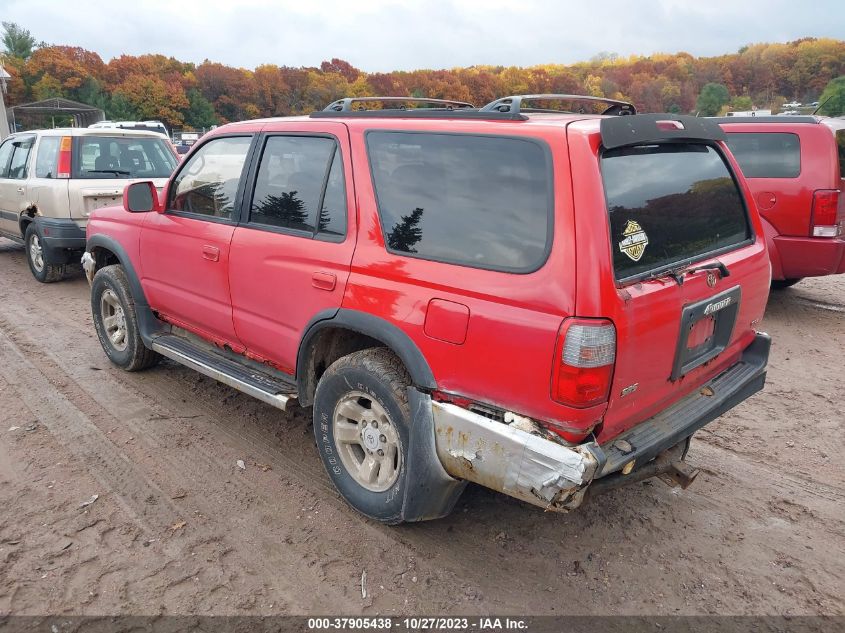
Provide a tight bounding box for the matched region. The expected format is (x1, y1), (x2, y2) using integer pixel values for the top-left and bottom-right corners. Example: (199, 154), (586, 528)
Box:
(73, 136), (177, 179)
(601, 143), (751, 282)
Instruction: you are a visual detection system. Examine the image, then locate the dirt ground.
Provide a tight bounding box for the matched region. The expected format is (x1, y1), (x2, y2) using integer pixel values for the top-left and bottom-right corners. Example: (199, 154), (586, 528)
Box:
(0, 237), (842, 617)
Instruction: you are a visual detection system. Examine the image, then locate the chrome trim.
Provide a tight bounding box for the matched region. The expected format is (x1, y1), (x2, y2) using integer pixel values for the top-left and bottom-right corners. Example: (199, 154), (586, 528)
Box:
(150, 341), (293, 411)
(430, 402), (598, 512)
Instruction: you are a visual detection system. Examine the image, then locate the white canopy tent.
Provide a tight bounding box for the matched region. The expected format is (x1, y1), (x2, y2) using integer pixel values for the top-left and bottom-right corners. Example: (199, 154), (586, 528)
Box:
(0, 65), (10, 139)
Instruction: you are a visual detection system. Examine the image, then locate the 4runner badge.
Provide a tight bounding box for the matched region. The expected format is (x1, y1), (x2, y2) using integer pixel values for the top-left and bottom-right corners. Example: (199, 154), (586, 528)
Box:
(619, 220), (649, 262)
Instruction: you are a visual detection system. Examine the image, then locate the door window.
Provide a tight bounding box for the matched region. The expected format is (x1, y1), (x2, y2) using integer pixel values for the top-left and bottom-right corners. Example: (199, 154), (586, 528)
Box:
(249, 136), (347, 239)
(0, 139), (13, 178)
(7, 136), (35, 180)
(169, 136), (252, 220)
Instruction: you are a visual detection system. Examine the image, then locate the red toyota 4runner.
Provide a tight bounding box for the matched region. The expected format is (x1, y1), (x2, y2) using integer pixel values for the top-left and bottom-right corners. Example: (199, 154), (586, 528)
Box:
(717, 116), (845, 288)
(82, 96), (772, 523)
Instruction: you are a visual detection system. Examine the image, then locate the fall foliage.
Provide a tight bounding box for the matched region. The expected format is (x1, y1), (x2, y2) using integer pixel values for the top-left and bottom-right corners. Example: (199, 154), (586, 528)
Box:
(2, 32), (844, 130)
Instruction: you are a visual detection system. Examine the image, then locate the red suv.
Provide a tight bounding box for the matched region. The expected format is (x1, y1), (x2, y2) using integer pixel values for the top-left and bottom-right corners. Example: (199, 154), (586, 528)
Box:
(718, 116), (845, 288)
(82, 96), (771, 523)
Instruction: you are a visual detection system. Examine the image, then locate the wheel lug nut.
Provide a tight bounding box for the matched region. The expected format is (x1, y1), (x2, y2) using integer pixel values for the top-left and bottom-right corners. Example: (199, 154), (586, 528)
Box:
(377, 449), (384, 456)
(379, 434), (386, 443)
(372, 421), (378, 429)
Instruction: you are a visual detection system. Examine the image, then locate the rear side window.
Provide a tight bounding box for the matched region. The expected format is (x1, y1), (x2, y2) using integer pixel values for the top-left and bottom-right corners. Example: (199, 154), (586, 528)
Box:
(35, 137), (61, 178)
(249, 136), (347, 239)
(170, 136), (252, 221)
(836, 130), (845, 179)
(602, 144), (751, 282)
(724, 132), (800, 178)
(367, 132), (552, 273)
(74, 135), (177, 179)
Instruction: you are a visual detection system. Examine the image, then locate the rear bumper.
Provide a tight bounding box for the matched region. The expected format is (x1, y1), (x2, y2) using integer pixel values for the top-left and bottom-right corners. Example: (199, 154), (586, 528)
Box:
(773, 235), (845, 278)
(430, 332), (770, 512)
(35, 217), (87, 251)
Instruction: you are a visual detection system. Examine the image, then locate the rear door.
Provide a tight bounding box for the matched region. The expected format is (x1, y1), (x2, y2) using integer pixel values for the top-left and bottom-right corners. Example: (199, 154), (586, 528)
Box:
(0, 135), (35, 236)
(574, 134), (770, 441)
(228, 123), (356, 372)
(0, 137), (18, 235)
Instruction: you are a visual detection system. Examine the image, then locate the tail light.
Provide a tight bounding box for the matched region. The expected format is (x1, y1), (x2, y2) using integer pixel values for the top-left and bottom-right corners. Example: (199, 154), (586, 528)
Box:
(552, 318), (616, 408)
(811, 189), (842, 237)
(56, 136), (72, 179)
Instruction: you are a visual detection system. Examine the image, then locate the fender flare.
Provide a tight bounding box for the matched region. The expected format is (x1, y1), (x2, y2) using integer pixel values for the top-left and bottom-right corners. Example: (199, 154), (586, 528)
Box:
(760, 217), (784, 281)
(86, 234), (168, 344)
(296, 308), (437, 398)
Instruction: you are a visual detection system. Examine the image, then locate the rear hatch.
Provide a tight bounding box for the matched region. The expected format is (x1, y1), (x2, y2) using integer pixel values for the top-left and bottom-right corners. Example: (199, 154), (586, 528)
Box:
(570, 116), (771, 442)
(68, 133), (176, 220)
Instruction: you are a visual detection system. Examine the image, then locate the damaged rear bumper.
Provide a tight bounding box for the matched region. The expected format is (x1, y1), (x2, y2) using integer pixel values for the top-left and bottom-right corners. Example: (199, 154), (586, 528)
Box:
(431, 332), (770, 512)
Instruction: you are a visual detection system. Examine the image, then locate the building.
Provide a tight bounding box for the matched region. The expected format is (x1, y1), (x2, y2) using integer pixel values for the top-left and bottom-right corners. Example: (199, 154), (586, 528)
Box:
(0, 65), (10, 139)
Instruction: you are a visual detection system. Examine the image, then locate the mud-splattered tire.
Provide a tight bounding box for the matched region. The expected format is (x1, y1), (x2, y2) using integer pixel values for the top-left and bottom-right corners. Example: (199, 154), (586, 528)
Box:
(771, 278), (802, 290)
(91, 264), (160, 371)
(313, 348), (412, 524)
(25, 223), (66, 283)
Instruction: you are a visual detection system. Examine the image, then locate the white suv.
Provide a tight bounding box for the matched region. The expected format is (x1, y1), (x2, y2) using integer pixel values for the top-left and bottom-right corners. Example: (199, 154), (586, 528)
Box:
(0, 127), (177, 282)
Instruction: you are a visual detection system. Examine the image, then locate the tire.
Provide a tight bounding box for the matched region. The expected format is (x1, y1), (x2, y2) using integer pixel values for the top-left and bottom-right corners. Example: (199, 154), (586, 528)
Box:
(24, 223), (66, 283)
(91, 264), (160, 371)
(771, 278), (802, 290)
(313, 348), (412, 524)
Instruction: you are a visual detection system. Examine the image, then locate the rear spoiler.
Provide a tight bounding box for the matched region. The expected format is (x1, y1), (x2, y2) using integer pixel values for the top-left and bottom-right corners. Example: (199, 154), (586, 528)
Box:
(600, 114), (727, 150)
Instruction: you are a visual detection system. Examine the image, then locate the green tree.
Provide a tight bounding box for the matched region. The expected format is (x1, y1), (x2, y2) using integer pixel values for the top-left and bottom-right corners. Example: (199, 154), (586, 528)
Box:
(730, 95), (754, 111)
(107, 93), (139, 120)
(183, 88), (217, 129)
(696, 83), (730, 116)
(32, 74), (62, 100)
(1, 22), (36, 60)
(817, 76), (845, 117)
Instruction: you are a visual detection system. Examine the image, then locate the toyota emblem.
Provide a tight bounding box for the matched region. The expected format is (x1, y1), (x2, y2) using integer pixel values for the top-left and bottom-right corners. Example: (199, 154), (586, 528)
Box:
(706, 272), (717, 288)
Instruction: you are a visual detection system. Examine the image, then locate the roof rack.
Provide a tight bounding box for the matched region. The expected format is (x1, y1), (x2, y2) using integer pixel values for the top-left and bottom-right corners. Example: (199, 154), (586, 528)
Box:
(320, 97), (475, 113)
(481, 94), (637, 116)
(708, 115), (819, 125)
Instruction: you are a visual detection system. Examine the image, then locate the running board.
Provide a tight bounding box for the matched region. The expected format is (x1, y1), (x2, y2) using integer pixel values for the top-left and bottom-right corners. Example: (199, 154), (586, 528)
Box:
(150, 334), (297, 411)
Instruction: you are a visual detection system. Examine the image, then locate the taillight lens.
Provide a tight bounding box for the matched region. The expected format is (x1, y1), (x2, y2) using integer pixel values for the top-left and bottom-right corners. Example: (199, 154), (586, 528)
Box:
(57, 136), (72, 179)
(552, 318), (616, 408)
(811, 189), (842, 237)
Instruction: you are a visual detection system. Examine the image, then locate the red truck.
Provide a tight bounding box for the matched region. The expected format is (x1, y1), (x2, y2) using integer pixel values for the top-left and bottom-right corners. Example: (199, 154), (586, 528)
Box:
(82, 96), (772, 523)
(718, 116), (845, 288)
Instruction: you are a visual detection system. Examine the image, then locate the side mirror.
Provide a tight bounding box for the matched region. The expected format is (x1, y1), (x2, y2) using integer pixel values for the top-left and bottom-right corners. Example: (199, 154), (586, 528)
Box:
(123, 181), (163, 213)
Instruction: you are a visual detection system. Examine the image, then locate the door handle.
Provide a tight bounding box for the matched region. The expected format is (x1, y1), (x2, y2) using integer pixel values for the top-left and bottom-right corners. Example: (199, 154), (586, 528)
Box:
(202, 245), (220, 262)
(17, 187), (25, 194)
(312, 271), (337, 291)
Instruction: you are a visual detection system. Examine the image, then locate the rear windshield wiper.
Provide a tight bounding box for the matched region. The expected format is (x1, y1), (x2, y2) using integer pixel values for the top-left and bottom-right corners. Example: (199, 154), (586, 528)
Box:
(86, 169), (131, 176)
(645, 261), (730, 287)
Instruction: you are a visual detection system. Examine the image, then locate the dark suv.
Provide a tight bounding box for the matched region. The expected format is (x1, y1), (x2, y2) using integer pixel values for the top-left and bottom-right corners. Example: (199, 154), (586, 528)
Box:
(82, 96), (772, 523)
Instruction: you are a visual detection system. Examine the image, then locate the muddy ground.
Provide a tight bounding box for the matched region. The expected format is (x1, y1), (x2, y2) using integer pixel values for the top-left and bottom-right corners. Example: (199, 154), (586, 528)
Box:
(0, 237), (842, 617)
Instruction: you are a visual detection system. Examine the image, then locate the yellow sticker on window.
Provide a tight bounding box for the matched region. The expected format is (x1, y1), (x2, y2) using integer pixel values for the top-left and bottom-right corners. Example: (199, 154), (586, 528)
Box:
(619, 220), (649, 262)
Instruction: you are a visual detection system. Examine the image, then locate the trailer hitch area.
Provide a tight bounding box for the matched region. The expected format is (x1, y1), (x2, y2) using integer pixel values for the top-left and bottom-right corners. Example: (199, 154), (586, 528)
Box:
(587, 440), (700, 499)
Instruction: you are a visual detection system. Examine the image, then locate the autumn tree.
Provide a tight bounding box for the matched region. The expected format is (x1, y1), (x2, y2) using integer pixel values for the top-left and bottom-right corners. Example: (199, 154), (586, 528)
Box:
(817, 76), (845, 117)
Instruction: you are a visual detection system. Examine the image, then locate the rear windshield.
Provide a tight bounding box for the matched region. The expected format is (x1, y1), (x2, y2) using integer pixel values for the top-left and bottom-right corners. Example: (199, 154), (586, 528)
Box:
(73, 136), (177, 179)
(601, 144), (751, 281)
(366, 131), (552, 273)
(724, 132), (801, 178)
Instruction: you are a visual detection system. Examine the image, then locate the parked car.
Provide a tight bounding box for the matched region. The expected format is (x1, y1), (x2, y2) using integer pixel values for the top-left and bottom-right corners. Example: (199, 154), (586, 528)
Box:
(716, 116), (845, 287)
(82, 95), (771, 523)
(0, 128), (178, 282)
(89, 120), (170, 139)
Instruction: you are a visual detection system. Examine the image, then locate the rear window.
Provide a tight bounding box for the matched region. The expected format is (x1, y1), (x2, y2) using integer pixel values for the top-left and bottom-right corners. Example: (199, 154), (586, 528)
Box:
(837, 130), (845, 179)
(366, 131), (552, 273)
(73, 136), (177, 179)
(724, 132), (801, 178)
(602, 143), (751, 282)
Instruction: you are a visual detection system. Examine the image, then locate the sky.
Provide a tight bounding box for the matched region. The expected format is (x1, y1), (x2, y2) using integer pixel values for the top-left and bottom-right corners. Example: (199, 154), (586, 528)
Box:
(2, 0), (844, 72)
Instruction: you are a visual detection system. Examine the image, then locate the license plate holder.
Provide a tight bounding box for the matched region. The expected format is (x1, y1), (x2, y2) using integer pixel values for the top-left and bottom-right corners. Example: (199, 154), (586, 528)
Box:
(670, 286), (741, 381)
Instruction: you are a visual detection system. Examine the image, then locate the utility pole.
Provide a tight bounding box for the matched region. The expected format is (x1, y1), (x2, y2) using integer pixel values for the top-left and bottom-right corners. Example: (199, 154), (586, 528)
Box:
(0, 65), (10, 139)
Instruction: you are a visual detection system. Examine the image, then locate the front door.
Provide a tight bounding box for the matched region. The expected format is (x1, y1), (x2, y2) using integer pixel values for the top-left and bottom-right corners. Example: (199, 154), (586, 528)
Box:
(139, 135), (255, 348)
(229, 125), (356, 372)
(0, 135), (34, 237)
